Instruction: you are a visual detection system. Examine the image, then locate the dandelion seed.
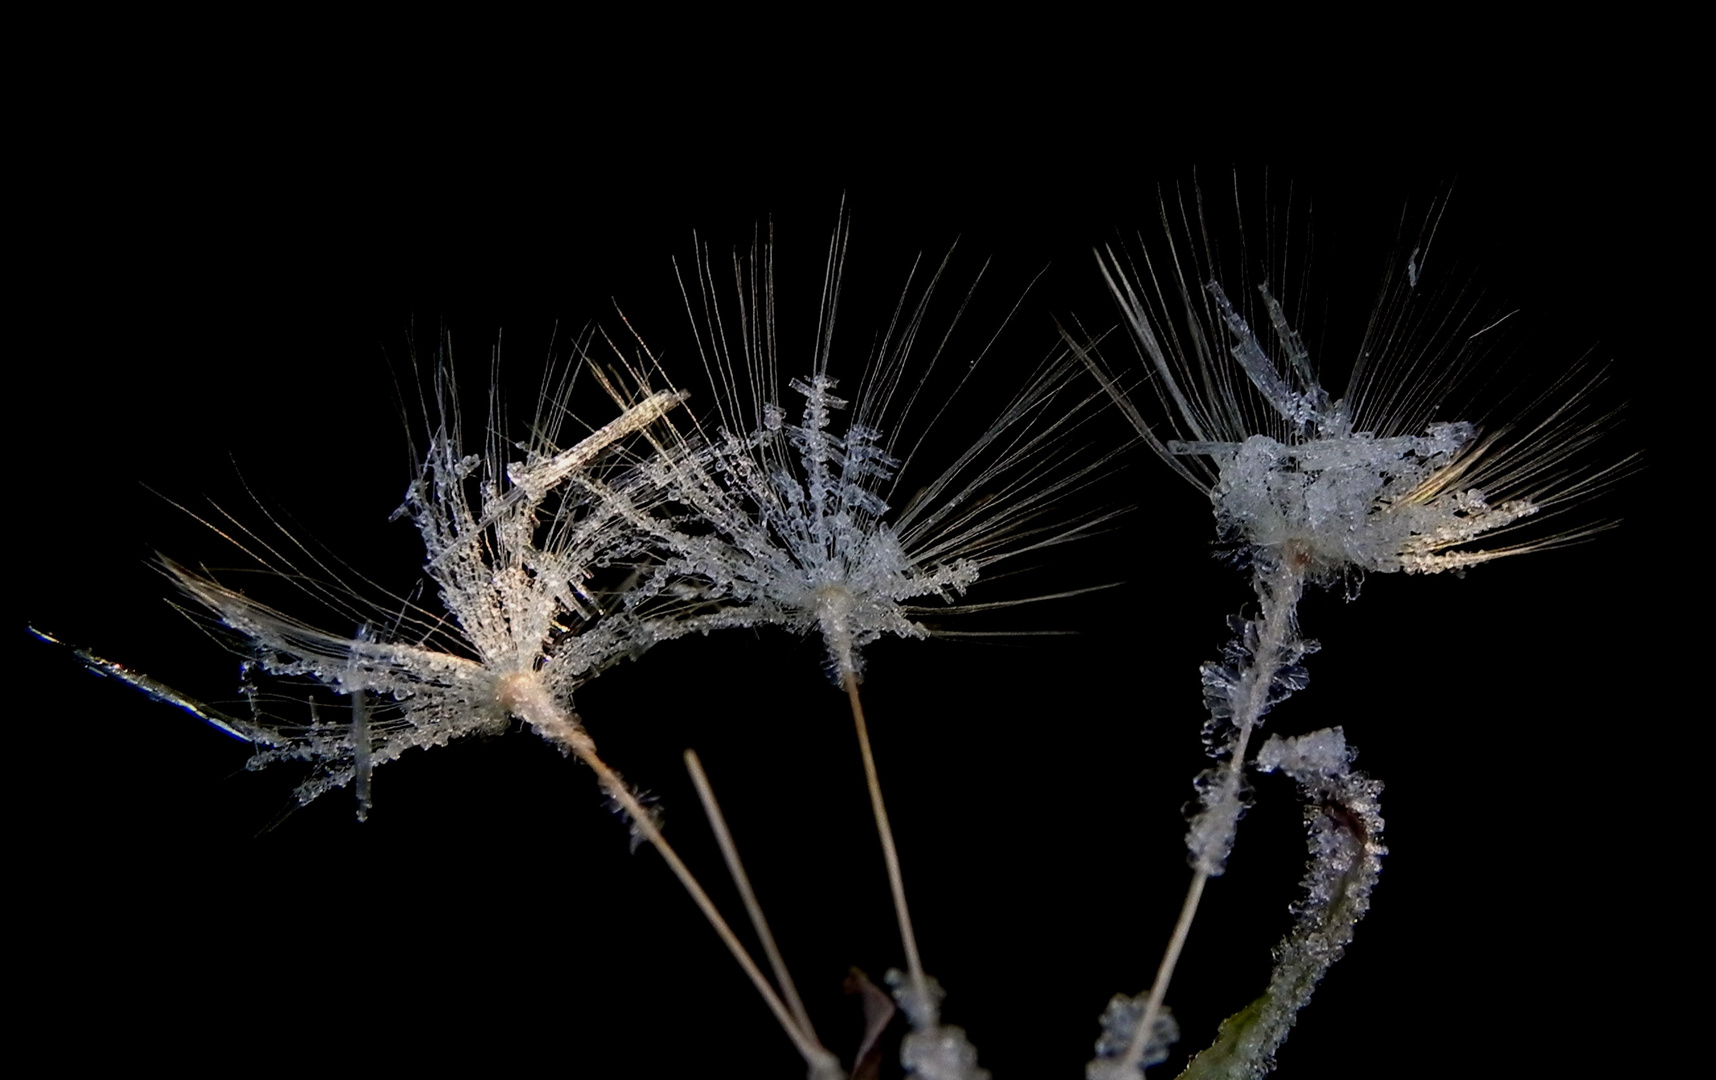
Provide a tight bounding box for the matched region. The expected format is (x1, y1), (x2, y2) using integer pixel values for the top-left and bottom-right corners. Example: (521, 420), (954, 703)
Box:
(158, 365), (684, 809)
(1082, 251), (1624, 582)
(614, 212), (1116, 681)
(597, 210), (1113, 1077)
(1070, 179), (1634, 1077)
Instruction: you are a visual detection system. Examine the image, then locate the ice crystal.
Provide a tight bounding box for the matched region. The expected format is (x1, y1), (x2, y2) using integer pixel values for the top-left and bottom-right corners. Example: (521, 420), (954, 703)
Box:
(886, 969), (990, 1080)
(1180, 555), (1312, 877)
(1087, 993), (1179, 1078)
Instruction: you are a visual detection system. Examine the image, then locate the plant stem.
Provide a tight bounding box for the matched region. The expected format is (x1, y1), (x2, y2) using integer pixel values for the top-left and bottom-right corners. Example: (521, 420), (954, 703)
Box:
(503, 675), (836, 1074)
(844, 668), (929, 1014)
(1122, 553), (1308, 1075)
(684, 748), (820, 1046)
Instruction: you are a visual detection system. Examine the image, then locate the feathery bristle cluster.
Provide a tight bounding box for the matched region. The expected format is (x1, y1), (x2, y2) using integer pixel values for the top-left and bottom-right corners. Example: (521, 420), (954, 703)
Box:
(1077, 185), (1628, 581)
(161, 377), (688, 810)
(1088, 271), (1614, 577)
(599, 222), (1113, 681)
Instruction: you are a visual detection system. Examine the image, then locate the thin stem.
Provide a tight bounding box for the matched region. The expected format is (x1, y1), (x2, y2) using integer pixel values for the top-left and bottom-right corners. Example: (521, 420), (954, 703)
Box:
(1136, 869), (1208, 1063)
(844, 667), (928, 1012)
(505, 677), (835, 1074)
(683, 748), (820, 1046)
(1121, 553), (1308, 1076)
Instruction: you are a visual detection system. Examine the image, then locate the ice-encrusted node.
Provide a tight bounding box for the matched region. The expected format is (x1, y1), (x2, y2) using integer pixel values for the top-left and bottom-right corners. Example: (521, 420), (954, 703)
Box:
(1087, 992), (1179, 1078)
(900, 1027), (991, 1080)
(884, 970), (990, 1080)
(884, 967), (945, 1030)
(1186, 766), (1250, 876)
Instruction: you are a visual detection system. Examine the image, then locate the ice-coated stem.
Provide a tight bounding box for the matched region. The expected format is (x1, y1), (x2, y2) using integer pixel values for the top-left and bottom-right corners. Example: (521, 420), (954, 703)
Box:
(844, 666), (929, 1014)
(497, 673), (838, 1076)
(1121, 551), (1308, 1077)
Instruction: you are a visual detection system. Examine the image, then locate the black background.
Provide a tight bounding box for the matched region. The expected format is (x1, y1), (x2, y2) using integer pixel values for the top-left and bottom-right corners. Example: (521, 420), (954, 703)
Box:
(16, 64), (1679, 1080)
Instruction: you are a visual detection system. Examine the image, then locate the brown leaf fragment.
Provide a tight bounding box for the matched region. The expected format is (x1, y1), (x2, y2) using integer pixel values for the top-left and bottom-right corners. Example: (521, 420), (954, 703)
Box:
(845, 966), (898, 1080)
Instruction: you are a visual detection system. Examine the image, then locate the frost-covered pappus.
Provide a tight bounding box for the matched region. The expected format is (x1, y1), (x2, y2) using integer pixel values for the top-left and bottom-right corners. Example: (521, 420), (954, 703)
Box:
(160, 366), (689, 816)
(606, 215), (1116, 683)
(1079, 191), (1626, 582)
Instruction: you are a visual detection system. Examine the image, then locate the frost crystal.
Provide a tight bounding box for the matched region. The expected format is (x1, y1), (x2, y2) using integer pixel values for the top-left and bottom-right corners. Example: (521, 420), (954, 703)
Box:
(1244, 727), (1387, 1076)
(1086, 993), (1179, 1079)
(1184, 558), (1311, 877)
(1255, 727), (1352, 781)
(1184, 765), (1250, 877)
(885, 969), (990, 1080)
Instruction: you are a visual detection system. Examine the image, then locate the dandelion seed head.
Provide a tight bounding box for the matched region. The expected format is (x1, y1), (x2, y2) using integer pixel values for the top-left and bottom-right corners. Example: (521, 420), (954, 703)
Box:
(160, 359), (688, 813)
(614, 210), (1108, 681)
(640, 369), (989, 679)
